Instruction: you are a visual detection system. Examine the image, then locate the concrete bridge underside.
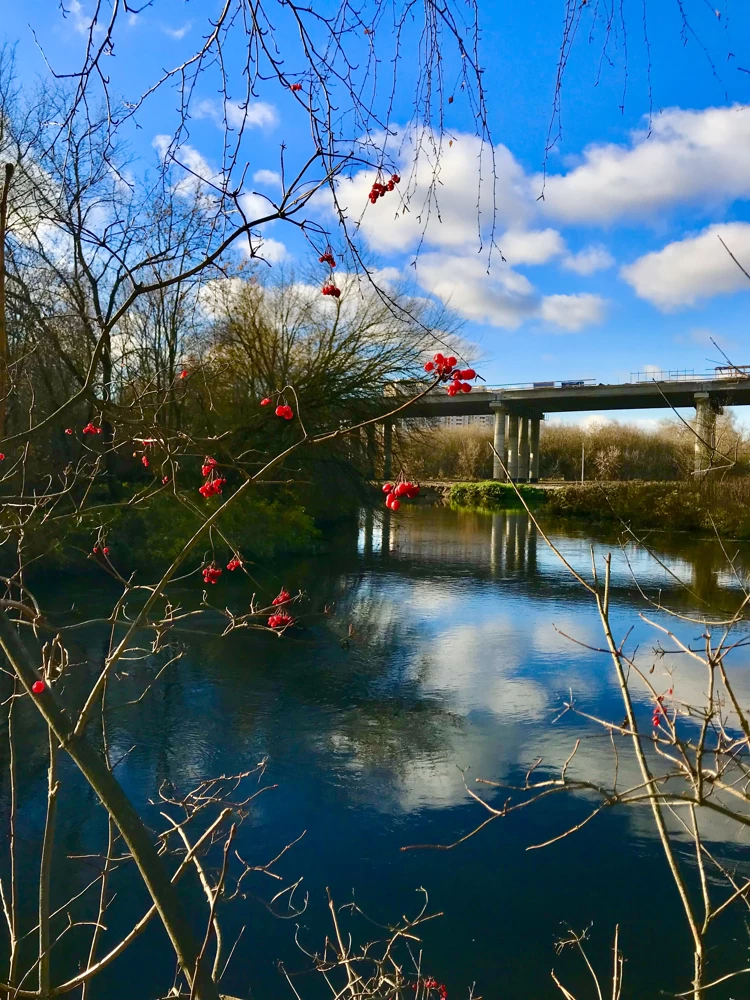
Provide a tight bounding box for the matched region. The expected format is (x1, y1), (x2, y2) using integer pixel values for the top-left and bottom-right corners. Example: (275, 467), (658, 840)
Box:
(382, 377), (750, 482)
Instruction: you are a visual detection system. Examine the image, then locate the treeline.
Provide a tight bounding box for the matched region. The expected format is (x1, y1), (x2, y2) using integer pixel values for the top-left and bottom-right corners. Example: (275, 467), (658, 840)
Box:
(0, 60), (466, 553)
(398, 415), (750, 482)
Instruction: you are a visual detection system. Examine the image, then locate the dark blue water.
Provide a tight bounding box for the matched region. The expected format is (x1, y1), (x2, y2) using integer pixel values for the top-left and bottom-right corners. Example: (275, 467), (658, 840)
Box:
(5, 507), (750, 999)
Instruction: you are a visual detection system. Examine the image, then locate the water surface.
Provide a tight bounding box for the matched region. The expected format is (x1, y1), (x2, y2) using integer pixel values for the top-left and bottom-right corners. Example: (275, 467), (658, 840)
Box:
(6, 507), (750, 999)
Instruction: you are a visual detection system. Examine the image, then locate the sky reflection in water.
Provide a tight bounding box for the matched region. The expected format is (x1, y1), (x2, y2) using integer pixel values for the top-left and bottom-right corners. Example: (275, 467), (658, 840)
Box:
(12, 506), (750, 1000)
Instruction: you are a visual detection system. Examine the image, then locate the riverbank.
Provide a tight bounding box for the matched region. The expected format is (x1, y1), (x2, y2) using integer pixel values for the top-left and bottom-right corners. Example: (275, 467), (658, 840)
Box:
(9, 488), (323, 579)
(446, 479), (750, 538)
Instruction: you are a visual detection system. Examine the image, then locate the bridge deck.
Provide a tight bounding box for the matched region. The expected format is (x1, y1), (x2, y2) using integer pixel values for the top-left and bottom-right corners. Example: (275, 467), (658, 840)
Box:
(398, 376), (750, 418)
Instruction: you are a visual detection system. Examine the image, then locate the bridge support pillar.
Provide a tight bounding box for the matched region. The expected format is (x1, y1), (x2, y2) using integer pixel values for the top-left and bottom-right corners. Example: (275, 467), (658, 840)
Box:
(517, 417), (530, 482)
(529, 415), (541, 482)
(506, 413), (519, 480)
(383, 420), (393, 480)
(694, 393), (718, 476)
(492, 409), (506, 480)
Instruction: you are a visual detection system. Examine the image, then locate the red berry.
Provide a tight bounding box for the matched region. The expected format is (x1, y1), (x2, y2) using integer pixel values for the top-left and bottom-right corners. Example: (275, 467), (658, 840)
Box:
(446, 356), (457, 367)
(179, 370), (189, 379)
(434, 353), (444, 363)
(268, 610), (293, 628)
(202, 565), (223, 584)
(31, 680), (45, 694)
(461, 368), (476, 379)
(424, 361), (435, 372)
(227, 557), (242, 571)
(275, 405), (286, 416)
(460, 382), (472, 393)
(162, 476), (170, 484)
(102, 546), (110, 555)
(65, 427), (73, 435)
(141, 455), (149, 467)
(283, 406), (294, 420)
(93, 546), (99, 553)
(390, 498), (400, 511)
(260, 397), (272, 406)
(382, 483), (393, 493)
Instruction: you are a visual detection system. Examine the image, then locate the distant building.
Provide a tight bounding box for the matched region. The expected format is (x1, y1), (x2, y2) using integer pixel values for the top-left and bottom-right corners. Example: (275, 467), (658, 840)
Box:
(437, 414), (492, 428)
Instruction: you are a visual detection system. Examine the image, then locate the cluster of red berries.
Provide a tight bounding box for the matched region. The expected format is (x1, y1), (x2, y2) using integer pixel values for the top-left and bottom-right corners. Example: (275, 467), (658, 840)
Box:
(368, 173), (400, 203)
(652, 688), (673, 728)
(268, 590), (293, 627)
(268, 610), (294, 629)
(227, 556), (242, 571)
(289, 82), (303, 92)
(423, 354), (477, 396)
(412, 978), (447, 998)
(260, 397), (295, 419)
(203, 564), (223, 585)
(199, 457), (226, 498)
(322, 283), (341, 298)
(319, 251), (336, 267)
(82, 422), (102, 435)
(92, 545), (111, 556)
(382, 479), (419, 511)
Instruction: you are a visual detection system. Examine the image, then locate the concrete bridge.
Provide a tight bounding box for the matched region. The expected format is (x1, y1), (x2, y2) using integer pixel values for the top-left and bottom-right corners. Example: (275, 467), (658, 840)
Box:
(383, 370), (750, 482)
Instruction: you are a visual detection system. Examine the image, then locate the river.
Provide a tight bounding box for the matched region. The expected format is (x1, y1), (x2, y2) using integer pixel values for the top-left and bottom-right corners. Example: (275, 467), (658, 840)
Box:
(6, 506), (750, 999)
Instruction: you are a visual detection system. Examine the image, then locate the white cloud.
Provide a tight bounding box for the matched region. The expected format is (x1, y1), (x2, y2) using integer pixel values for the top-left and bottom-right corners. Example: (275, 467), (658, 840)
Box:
(163, 22), (192, 40)
(562, 245), (615, 275)
(243, 236), (288, 263)
(540, 105), (750, 223)
(253, 169), (282, 187)
(579, 414), (615, 431)
(193, 98), (278, 130)
(500, 228), (565, 266)
(621, 222), (750, 310)
(415, 253), (537, 328)
(239, 192), (277, 221)
(539, 293), (607, 331)
(334, 132), (533, 254)
(153, 135), (223, 196)
(413, 253), (605, 331)
(63, 0), (104, 36)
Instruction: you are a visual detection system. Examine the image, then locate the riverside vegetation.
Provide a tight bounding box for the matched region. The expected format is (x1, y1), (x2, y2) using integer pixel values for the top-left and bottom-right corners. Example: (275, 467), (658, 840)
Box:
(418, 417), (750, 538)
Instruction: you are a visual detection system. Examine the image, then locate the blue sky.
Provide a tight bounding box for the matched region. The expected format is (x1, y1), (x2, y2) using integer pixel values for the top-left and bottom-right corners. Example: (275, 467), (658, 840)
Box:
(4, 1), (750, 426)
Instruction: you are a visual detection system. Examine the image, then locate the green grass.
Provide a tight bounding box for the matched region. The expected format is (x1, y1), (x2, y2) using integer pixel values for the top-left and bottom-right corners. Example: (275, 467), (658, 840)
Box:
(448, 480), (548, 509)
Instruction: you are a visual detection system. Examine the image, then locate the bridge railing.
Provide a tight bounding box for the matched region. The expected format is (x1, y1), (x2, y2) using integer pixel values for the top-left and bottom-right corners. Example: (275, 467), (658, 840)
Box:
(630, 368), (750, 383)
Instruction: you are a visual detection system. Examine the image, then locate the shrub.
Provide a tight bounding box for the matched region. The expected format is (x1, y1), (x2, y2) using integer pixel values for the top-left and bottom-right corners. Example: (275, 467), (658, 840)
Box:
(546, 480), (750, 538)
(12, 489), (320, 576)
(448, 481), (547, 509)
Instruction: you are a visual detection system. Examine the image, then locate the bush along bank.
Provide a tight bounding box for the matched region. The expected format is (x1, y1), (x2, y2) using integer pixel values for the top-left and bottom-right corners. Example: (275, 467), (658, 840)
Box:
(9, 488), (321, 579)
(545, 480), (750, 539)
(448, 481), (548, 509)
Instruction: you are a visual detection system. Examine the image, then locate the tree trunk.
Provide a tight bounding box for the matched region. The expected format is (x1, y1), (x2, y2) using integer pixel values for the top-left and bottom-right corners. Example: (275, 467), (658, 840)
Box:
(0, 163), (15, 439)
